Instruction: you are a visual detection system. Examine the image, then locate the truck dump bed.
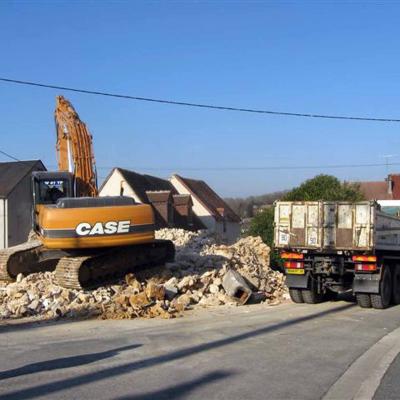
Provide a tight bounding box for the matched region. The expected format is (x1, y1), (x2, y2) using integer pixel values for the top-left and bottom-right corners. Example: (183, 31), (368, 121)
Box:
(274, 201), (400, 252)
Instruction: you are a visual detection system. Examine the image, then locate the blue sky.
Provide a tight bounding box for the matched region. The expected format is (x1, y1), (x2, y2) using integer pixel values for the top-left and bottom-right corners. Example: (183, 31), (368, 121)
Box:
(1, 1), (400, 197)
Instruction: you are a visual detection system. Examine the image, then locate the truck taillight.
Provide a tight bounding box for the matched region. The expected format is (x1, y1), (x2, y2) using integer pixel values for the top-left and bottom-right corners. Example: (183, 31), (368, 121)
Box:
(281, 252), (304, 260)
(355, 263), (377, 272)
(284, 261), (304, 269)
(352, 255), (377, 262)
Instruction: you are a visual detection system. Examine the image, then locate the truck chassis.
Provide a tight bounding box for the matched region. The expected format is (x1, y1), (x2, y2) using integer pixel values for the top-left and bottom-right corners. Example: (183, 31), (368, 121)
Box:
(281, 249), (400, 309)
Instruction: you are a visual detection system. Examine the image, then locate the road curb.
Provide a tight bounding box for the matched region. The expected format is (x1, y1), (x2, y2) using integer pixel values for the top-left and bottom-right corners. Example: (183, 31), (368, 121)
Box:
(323, 325), (400, 400)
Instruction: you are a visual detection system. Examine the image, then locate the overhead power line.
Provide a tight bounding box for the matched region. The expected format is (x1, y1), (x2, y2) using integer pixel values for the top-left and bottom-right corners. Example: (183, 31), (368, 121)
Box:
(1, 77), (400, 122)
(9, 157), (400, 171)
(86, 161), (400, 171)
(0, 149), (20, 161)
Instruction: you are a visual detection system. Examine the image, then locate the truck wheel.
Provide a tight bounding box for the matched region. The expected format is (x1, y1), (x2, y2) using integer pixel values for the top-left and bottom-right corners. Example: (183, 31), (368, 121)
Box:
(289, 289), (304, 303)
(371, 267), (392, 309)
(356, 293), (371, 308)
(302, 281), (324, 304)
(391, 266), (400, 305)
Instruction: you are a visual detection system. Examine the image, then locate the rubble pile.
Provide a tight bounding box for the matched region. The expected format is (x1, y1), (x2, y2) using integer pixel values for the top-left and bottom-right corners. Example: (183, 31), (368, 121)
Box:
(0, 272), (106, 319)
(0, 229), (287, 321)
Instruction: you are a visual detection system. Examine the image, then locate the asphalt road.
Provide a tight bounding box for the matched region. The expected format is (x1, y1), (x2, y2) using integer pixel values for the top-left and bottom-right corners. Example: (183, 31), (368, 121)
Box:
(1, 299), (400, 400)
(374, 352), (400, 400)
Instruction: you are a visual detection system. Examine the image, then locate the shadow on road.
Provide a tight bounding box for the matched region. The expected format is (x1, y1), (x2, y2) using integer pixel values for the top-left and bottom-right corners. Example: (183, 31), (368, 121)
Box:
(0, 302), (355, 400)
(115, 370), (236, 400)
(0, 344), (141, 381)
(0, 316), (97, 334)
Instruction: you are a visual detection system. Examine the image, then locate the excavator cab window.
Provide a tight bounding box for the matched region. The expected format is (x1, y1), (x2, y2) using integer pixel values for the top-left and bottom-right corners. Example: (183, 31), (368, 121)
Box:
(39, 180), (68, 204)
(32, 173), (75, 206)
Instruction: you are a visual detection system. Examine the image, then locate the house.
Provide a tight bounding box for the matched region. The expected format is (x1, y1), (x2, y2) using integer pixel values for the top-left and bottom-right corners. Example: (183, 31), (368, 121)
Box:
(0, 160), (46, 249)
(99, 168), (241, 241)
(99, 168), (202, 230)
(170, 174), (241, 243)
(358, 174), (400, 200)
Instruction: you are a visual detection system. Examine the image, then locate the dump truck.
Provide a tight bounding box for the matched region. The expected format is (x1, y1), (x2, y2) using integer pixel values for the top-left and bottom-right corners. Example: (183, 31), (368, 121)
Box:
(274, 201), (400, 309)
(0, 96), (174, 289)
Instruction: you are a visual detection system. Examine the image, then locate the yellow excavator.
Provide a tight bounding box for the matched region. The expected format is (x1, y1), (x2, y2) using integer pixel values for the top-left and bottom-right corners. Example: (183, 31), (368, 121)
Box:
(0, 96), (174, 289)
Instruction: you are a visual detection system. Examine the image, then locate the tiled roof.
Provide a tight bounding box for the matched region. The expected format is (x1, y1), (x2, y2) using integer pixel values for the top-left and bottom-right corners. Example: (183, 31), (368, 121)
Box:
(173, 194), (192, 206)
(113, 168), (177, 202)
(172, 175), (241, 223)
(0, 160), (46, 198)
(146, 191), (172, 203)
(358, 181), (392, 200)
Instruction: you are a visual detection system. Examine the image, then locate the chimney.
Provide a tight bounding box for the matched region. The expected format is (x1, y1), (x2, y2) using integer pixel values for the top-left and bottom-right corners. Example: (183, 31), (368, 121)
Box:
(173, 195), (193, 228)
(388, 175), (393, 195)
(390, 175), (400, 199)
(146, 191), (174, 227)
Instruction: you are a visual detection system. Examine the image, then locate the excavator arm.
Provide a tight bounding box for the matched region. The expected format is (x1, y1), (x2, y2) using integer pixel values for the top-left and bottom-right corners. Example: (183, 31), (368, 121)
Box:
(54, 96), (98, 197)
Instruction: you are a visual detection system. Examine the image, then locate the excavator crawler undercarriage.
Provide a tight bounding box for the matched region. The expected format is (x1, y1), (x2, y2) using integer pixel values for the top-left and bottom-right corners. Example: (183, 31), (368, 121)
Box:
(0, 240), (175, 290)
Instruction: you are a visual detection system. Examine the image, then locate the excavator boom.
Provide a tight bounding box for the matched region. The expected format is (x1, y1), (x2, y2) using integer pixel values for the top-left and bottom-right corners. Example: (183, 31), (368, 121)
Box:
(55, 96), (98, 197)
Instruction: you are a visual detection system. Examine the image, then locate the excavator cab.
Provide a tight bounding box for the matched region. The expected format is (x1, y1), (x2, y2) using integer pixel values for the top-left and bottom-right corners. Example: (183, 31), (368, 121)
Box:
(31, 171), (75, 234)
(32, 171), (75, 205)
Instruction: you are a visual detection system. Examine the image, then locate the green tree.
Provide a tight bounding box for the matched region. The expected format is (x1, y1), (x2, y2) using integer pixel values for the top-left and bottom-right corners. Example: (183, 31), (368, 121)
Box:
(248, 174), (365, 268)
(247, 207), (280, 266)
(282, 174), (364, 202)
(248, 206), (274, 246)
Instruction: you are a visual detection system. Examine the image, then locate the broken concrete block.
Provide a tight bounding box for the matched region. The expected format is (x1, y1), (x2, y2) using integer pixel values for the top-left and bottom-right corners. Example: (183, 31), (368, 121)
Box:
(222, 269), (252, 305)
(173, 293), (191, 312)
(164, 284), (178, 301)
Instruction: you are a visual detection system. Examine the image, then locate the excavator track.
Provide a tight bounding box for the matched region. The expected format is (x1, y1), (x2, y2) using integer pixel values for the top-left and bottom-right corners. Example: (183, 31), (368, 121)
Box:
(0, 239), (175, 290)
(55, 240), (175, 290)
(0, 240), (45, 281)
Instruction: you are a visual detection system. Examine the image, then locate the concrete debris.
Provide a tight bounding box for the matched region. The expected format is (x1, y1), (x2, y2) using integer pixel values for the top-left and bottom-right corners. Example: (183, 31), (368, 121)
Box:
(222, 269), (252, 305)
(0, 229), (287, 321)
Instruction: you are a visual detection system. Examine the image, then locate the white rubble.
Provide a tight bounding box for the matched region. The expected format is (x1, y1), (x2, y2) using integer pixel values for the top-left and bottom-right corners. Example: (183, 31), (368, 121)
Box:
(0, 229), (287, 320)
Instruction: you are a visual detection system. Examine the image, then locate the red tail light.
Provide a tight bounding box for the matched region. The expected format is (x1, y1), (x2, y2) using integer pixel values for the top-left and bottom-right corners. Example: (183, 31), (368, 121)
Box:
(355, 263), (377, 272)
(284, 261), (304, 269)
(281, 252), (304, 260)
(352, 255), (377, 262)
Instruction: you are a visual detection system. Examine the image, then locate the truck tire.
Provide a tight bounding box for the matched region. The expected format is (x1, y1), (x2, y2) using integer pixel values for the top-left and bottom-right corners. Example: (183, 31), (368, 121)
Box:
(302, 280), (324, 304)
(391, 266), (400, 305)
(356, 293), (371, 308)
(371, 267), (392, 309)
(302, 289), (324, 304)
(289, 288), (304, 303)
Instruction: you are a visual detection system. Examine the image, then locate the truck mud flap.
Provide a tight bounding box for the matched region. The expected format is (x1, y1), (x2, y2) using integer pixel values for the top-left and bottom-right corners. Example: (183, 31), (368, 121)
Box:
(286, 274), (309, 289)
(353, 274), (380, 294)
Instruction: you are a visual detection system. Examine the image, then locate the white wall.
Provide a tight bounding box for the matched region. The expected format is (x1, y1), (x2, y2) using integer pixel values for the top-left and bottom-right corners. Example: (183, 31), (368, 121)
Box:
(378, 200), (400, 207)
(99, 169), (142, 203)
(170, 175), (216, 231)
(0, 199), (6, 249)
(170, 175), (240, 243)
